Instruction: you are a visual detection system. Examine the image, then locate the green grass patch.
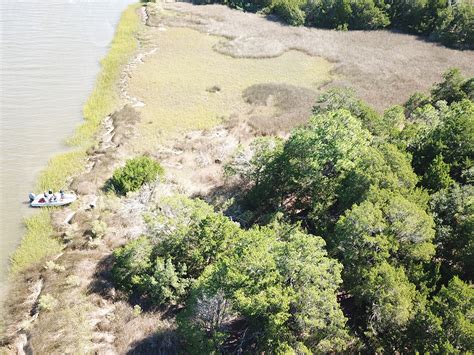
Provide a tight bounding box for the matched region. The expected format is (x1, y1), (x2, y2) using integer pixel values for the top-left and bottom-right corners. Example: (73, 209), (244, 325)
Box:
(127, 27), (332, 149)
(10, 210), (63, 274)
(36, 150), (86, 191)
(69, 3), (142, 147)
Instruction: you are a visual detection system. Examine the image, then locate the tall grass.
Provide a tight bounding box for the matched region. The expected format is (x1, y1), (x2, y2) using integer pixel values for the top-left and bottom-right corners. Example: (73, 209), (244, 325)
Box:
(10, 210), (62, 273)
(36, 150), (86, 191)
(10, 4), (142, 274)
(69, 3), (141, 147)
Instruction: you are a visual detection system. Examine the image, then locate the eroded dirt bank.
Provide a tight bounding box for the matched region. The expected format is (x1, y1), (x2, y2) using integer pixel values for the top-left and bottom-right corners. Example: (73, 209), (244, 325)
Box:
(1, 1), (473, 353)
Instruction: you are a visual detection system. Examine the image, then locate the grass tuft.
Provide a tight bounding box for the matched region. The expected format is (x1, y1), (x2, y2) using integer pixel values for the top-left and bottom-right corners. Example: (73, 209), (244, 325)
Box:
(10, 210), (63, 274)
(36, 150), (86, 191)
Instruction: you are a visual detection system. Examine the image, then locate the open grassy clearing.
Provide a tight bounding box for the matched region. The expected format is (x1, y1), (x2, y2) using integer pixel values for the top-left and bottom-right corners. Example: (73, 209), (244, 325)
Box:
(150, 2), (474, 110)
(127, 26), (332, 149)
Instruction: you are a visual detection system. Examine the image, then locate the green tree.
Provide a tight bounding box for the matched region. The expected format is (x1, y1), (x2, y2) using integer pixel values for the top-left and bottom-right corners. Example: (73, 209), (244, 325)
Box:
(431, 277), (474, 351)
(305, 0), (353, 29)
(112, 236), (154, 294)
(354, 262), (417, 334)
(247, 108), (372, 234)
(112, 196), (241, 305)
(422, 154), (454, 191)
(337, 143), (419, 213)
(431, 68), (470, 104)
(270, 0), (306, 25)
(433, 2), (474, 49)
(148, 257), (189, 304)
(181, 223), (352, 352)
(430, 183), (474, 281)
(312, 88), (383, 136)
(335, 189), (435, 274)
(412, 99), (474, 183)
(349, 0), (390, 29)
(334, 189), (436, 344)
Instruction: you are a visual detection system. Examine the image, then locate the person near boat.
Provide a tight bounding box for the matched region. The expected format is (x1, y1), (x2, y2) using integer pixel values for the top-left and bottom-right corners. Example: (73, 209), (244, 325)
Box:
(29, 189), (77, 207)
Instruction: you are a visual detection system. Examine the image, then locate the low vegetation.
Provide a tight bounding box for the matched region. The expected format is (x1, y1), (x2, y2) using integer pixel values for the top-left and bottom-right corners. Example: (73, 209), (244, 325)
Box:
(195, 0), (474, 49)
(109, 156), (163, 195)
(10, 209), (62, 273)
(36, 150), (85, 191)
(151, 1), (473, 111)
(111, 69), (473, 352)
(70, 3), (142, 147)
(127, 27), (331, 148)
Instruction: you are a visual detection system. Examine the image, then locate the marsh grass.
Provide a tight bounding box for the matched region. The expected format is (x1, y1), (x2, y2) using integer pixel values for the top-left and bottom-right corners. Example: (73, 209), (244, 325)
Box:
(128, 27), (332, 149)
(10, 4), (142, 274)
(69, 3), (142, 147)
(155, 2), (474, 110)
(10, 209), (62, 274)
(36, 150), (86, 191)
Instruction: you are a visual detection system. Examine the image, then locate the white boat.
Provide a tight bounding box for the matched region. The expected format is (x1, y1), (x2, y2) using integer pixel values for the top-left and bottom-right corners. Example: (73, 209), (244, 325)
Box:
(29, 192), (77, 207)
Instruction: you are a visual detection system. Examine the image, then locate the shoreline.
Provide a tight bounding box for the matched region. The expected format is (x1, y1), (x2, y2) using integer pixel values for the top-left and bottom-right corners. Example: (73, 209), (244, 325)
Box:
(8, 3), (143, 276)
(1, 3), (144, 348)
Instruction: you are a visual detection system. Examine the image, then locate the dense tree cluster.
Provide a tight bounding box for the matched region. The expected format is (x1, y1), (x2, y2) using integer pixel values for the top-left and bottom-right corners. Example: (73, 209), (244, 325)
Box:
(193, 0), (474, 49)
(112, 196), (353, 352)
(111, 69), (473, 352)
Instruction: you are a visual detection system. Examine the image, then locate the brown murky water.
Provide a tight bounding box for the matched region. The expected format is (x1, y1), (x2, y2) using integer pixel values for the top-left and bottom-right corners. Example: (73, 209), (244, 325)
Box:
(0, 0), (135, 292)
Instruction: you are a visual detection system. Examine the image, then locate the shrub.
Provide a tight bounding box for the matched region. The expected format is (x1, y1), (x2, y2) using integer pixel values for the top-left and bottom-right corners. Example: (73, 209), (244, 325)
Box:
(109, 156), (163, 195)
(65, 275), (82, 287)
(112, 198), (241, 306)
(133, 304), (143, 316)
(91, 220), (107, 239)
(431, 68), (470, 104)
(44, 260), (66, 273)
(349, 0), (390, 29)
(270, 0), (306, 26)
(39, 294), (59, 312)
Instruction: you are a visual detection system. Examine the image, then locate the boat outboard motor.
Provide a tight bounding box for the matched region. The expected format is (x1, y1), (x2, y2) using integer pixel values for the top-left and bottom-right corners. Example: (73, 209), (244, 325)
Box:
(29, 193), (36, 202)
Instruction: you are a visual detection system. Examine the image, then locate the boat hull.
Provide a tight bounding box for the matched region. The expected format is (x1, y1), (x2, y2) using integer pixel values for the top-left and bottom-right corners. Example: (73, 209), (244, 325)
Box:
(30, 193), (77, 207)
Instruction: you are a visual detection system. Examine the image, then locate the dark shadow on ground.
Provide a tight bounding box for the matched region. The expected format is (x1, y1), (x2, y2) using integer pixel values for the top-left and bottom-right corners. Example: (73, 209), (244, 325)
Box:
(126, 329), (181, 355)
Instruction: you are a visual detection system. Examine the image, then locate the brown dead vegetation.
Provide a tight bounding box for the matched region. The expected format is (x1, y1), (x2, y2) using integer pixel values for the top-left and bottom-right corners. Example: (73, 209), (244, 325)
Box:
(241, 83), (317, 134)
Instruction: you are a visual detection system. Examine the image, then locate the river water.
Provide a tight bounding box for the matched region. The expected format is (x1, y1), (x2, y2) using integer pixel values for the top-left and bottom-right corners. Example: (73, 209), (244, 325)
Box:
(0, 0), (135, 291)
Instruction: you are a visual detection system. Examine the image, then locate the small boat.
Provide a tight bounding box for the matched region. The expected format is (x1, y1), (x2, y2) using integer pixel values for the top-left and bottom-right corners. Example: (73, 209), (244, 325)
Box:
(29, 191), (77, 207)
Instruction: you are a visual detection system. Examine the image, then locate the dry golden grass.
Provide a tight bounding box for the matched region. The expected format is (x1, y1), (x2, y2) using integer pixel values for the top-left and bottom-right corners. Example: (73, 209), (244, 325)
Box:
(151, 2), (474, 111)
(127, 26), (332, 149)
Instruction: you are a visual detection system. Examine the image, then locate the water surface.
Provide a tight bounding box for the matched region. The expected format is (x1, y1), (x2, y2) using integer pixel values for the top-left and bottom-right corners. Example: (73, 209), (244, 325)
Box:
(0, 0), (135, 292)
